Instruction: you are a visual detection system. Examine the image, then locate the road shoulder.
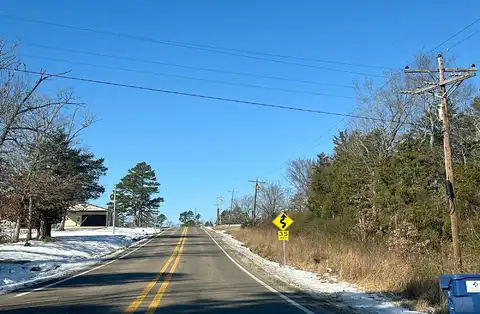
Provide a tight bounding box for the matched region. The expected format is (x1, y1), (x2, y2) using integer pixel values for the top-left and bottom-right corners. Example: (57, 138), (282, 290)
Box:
(203, 227), (353, 314)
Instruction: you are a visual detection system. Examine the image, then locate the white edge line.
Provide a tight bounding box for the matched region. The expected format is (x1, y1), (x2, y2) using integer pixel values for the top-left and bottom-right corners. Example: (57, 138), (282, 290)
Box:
(14, 228), (170, 298)
(202, 227), (316, 314)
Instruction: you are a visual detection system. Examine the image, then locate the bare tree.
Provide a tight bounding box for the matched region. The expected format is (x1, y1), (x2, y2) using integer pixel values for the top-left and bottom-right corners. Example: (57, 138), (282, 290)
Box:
(235, 194), (254, 218)
(258, 181), (288, 219)
(286, 158), (315, 211)
(0, 40), (95, 242)
(0, 40), (77, 151)
(0, 39), (18, 70)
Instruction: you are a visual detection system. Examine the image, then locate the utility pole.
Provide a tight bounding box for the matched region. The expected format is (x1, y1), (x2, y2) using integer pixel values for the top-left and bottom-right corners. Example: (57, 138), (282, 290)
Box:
(228, 189), (235, 226)
(113, 184), (117, 235)
(249, 178), (265, 226)
(402, 55), (477, 270)
(156, 198), (164, 232)
(216, 197), (223, 225)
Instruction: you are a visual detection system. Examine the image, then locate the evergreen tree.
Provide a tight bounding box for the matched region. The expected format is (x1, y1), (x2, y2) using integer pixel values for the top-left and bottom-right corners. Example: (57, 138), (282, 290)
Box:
(112, 162), (163, 227)
(34, 130), (106, 239)
(179, 210), (195, 226)
(156, 213), (167, 227)
(220, 204), (249, 224)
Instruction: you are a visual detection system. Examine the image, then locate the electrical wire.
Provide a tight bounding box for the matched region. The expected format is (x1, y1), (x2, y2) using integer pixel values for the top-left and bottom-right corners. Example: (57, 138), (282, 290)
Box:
(261, 16), (480, 177)
(17, 42), (355, 89)
(0, 14), (390, 70)
(23, 54), (359, 100)
(4, 67), (418, 126)
(447, 28), (480, 51)
(4, 13), (479, 179)
(0, 14), (384, 78)
(262, 116), (347, 178)
(429, 16), (480, 52)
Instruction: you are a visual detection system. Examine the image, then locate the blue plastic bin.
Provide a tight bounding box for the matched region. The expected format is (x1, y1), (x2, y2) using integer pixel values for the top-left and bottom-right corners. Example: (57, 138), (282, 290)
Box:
(440, 274), (480, 313)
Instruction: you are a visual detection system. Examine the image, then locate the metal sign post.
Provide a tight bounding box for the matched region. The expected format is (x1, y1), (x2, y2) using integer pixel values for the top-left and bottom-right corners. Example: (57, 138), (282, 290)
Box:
(272, 212), (294, 267)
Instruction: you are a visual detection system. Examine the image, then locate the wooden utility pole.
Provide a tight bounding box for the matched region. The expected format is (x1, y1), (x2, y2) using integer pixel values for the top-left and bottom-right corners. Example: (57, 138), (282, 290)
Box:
(216, 196), (224, 225)
(249, 178), (265, 226)
(228, 190), (236, 226)
(437, 55), (462, 270)
(402, 54), (477, 269)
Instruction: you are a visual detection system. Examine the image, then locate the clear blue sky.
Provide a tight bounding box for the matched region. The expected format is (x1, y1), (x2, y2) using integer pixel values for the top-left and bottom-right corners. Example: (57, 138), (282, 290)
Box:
(2, 1), (479, 223)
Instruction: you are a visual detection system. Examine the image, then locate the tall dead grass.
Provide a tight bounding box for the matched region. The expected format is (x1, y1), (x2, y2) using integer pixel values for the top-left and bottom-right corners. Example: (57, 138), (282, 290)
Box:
(230, 227), (479, 312)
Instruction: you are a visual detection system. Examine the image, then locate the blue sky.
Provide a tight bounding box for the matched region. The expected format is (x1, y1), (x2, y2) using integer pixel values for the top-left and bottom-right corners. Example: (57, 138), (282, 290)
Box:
(1, 1), (479, 223)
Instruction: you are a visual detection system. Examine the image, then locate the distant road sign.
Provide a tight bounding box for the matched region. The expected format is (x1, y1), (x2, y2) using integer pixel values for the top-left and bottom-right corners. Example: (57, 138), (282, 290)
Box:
(278, 231), (289, 241)
(272, 212), (294, 231)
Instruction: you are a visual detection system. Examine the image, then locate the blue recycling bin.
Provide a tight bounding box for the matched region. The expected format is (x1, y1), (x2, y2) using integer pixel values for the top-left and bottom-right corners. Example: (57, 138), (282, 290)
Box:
(440, 274), (480, 313)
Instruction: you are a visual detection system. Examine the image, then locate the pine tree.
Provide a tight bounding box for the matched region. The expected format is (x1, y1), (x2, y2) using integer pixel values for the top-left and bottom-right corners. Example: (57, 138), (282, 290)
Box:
(156, 213), (167, 227)
(179, 210), (198, 226)
(112, 162), (163, 227)
(34, 130), (107, 239)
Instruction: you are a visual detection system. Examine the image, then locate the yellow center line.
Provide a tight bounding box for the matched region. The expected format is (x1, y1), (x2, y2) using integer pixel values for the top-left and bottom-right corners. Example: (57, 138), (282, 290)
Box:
(146, 227), (188, 314)
(123, 227), (187, 314)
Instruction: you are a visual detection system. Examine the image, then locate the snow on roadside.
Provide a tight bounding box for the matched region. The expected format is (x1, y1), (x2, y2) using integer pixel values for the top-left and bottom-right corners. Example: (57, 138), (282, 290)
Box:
(207, 227), (422, 314)
(0, 227), (158, 294)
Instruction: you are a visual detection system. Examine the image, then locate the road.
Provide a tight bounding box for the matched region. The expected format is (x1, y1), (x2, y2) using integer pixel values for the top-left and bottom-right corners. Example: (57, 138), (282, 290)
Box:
(0, 227), (334, 314)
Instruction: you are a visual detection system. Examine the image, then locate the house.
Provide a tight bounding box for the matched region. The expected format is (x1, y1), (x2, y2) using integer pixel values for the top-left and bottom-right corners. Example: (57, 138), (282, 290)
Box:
(65, 204), (108, 228)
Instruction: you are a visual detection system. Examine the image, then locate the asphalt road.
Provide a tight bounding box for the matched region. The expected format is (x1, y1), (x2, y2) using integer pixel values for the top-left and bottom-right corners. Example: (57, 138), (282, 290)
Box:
(0, 227), (334, 314)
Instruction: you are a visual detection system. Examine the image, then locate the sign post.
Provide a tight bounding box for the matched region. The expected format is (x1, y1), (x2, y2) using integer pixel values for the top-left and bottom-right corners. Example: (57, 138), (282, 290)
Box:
(272, 212), (294, 267)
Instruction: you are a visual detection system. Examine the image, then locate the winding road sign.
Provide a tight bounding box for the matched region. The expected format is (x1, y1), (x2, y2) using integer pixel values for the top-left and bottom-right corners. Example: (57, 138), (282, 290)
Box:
(272, 212), (294, 231)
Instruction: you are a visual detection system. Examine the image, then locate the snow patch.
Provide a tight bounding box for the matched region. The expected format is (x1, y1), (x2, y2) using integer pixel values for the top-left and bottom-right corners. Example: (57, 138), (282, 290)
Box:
(0, 227), (158, 294)
(209, 228), (422, 314)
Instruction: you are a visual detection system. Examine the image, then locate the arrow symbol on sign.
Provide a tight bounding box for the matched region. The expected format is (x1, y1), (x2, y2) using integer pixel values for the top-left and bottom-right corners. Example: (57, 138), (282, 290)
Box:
(280, 214), (287, 229)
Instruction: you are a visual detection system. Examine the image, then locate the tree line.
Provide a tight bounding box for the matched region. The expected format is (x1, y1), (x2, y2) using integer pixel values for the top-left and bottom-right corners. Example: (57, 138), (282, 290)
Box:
(237, 53), (480, 261)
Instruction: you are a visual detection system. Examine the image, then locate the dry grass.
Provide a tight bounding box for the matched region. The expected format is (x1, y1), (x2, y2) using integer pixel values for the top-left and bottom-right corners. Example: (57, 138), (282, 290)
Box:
(230, 227), (480, 312)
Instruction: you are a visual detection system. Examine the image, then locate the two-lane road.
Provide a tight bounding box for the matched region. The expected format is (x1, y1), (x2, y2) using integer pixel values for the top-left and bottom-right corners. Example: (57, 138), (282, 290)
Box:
(0, 227), (329, 314)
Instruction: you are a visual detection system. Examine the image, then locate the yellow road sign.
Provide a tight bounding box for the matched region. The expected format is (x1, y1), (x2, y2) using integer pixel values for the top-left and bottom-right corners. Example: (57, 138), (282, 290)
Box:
(278, 231), (289, 241)
(272, 212), (294, 231)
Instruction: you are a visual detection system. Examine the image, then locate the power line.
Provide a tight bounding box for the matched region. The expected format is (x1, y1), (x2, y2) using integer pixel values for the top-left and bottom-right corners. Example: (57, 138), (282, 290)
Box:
(4, 67), (417, 125)
(430, 16), (480, 52)
(344, 16), (480, 119)
(263, 116), (347, 178)
(22, 54), (359, 100)
(0, 14), (389, 70)
(0, 14), (384, 78)
(190, 44), (391, 70)
(447, 28), (480, 51)
(17, 42), (355, 89)
(260, 16), (480, 178)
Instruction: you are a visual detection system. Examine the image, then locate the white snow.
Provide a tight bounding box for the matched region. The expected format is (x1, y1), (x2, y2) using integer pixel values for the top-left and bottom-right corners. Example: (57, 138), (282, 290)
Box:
(0, 227), (158, 294)
(206, 227), (422, 314)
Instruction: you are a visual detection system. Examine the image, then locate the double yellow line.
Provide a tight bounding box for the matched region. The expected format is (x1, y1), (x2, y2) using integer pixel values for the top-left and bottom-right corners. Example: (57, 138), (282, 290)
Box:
(124, 227), (188, 314)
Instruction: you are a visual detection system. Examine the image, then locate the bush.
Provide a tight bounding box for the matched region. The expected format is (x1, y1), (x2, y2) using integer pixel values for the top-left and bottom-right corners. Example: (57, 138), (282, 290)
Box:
(241, 219), (254, 229)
